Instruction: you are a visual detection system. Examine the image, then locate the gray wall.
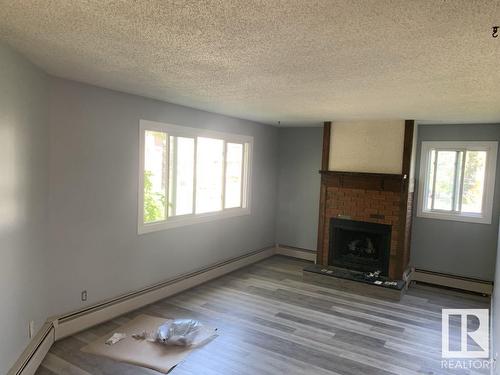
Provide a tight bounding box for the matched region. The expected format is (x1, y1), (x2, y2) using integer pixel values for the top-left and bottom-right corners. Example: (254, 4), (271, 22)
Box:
(0, 44), (50, 374)
(5, 44), (499, 372)
(276, 127), (322, 250)
(410, 124), (500, 281)
(46, 78), (278, 316)
(493, 224), (500, 372)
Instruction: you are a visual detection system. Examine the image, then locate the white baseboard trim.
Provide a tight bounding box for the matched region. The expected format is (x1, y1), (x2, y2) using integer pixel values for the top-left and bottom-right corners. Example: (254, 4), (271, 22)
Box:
(275, 244), (317, 262)
(54, 246), (275, 340)
(9, 246), (275, 375)
(7, 323), (54, 375)
(410, 268), (493, 295)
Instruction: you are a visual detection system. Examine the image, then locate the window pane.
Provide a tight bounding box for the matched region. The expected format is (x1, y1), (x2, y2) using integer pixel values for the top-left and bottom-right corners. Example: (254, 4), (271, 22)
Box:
(225, 143), (243, 208)
(196, 137), (224, 213)
(425, 150), (436, 210)
(433, 151), (457, 211)
(461, 151), (487, 213)
(144, 130), (167, 223)
(168, 136), (195, 216)
(453, 151), (464, 212)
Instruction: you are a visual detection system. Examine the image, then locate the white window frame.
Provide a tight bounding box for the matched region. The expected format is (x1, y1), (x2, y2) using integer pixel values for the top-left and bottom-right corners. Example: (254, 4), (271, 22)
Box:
(138, 120), (253, 234)
(417, 141), (498, 224)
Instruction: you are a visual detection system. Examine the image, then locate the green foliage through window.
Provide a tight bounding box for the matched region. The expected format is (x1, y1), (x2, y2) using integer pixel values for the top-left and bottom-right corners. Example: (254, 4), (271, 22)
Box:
(144, 171), (165, 222)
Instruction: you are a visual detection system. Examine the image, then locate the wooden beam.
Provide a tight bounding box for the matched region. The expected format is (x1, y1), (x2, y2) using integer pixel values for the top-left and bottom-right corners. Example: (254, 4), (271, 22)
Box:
(396, 120), (415, 277)
(321, 121), (331, 171)
(317, 121), (332, 264)
(316, 183), (327, 264)
(401, 120), (414, 177)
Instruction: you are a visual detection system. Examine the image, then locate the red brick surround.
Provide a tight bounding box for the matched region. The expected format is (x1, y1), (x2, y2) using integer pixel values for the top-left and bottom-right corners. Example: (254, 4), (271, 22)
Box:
(321, 186), (403, 278)
(316, 171), (413, 280)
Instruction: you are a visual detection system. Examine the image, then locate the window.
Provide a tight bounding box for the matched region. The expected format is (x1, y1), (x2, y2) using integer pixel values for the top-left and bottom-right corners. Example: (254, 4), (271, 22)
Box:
(139, 120), (252, 233)
(417, 141), (497, 224)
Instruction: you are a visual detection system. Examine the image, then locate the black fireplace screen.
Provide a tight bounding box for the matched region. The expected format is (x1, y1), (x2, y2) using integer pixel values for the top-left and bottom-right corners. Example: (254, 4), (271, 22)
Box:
(329, 218), (391, 276)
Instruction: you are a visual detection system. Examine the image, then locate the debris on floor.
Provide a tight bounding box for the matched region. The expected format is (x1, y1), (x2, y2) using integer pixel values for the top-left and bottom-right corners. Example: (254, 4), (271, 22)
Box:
(132, 319), (216, 347)
(105, 333), (126, 345)
(82, 314), (218, 373)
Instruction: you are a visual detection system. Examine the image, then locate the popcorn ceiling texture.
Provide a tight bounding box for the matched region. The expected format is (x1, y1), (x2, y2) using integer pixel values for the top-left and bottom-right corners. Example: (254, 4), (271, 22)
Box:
(1, 0), (499, 125)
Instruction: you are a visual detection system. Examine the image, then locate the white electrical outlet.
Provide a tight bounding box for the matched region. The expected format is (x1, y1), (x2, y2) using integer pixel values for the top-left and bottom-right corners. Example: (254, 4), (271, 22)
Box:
(29, 320), (35, 339)
(81, 290), (87, 301)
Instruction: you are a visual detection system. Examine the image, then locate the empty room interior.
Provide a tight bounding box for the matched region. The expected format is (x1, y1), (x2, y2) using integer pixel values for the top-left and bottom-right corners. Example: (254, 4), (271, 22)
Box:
(2, 1), (500, 375)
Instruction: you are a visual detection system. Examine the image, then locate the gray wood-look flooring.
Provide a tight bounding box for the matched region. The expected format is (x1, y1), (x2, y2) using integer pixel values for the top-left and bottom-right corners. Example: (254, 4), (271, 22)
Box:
(36, 256), (490, 375)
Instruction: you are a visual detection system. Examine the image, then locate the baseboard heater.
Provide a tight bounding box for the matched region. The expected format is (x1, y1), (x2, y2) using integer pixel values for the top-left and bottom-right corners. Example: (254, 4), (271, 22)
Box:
(8, 322), (54, 375)
(8, 246), (275, 375)
(411, 268), (493, 295)
(275, 244), (317, 262)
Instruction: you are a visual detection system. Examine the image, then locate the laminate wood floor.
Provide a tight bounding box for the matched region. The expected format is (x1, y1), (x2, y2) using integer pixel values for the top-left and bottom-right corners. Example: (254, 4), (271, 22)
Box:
(36, 256), (491, 375)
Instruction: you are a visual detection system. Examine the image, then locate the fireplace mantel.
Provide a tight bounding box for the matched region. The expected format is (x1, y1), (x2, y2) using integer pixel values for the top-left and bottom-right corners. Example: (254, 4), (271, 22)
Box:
(316, 121), (415, 280)
(319, 171), (405, 193)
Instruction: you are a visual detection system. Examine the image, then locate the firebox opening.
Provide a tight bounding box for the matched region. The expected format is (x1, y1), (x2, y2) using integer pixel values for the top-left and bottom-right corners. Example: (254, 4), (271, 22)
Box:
(329, 218), (391, 276)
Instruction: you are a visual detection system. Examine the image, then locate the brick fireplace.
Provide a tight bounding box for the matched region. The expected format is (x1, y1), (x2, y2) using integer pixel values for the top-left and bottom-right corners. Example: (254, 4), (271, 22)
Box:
(316, 121), (415, 280)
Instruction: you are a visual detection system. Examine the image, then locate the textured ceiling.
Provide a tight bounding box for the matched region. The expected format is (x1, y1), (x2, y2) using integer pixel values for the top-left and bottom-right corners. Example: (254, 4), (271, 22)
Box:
(1, 1), (500, 126)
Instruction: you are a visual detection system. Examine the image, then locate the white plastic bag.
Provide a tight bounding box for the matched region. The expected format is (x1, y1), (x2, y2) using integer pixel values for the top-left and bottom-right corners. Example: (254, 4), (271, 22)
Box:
(132, 319), (217, 347)
(156, 319), (202, 346)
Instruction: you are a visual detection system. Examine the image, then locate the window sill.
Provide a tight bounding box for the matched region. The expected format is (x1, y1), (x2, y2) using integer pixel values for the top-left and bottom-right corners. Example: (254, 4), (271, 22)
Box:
(416, 210), (491, 225)
(138, 207), (251, 234)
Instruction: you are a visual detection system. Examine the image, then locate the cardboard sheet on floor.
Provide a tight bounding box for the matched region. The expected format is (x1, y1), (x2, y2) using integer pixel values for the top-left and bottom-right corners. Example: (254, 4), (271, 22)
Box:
(81, 314), (215, 373)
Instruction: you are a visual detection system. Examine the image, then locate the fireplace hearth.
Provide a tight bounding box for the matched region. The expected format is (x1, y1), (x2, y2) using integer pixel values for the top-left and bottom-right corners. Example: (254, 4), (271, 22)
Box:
(329, 218), (391, 276)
